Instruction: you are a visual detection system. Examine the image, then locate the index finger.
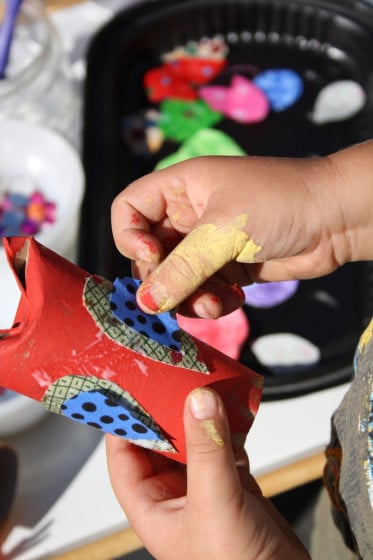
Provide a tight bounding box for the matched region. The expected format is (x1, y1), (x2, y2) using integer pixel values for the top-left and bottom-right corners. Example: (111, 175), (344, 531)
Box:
(112, 166), (202, 266)
(111, 172), (169, 265)
(136, 214), (261, 313)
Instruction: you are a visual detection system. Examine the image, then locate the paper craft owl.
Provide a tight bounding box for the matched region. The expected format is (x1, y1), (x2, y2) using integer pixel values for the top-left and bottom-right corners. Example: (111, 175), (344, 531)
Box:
(0, 237), (262, 463)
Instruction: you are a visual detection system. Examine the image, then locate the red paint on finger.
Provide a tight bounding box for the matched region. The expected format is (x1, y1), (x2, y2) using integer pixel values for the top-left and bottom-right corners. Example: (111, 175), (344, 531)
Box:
(130, 212), (141, 225)
(136, 232), (158, 254)
(142, 238), (158, 254)
(138, 284), (161, 312)
(230, 283), (245, 301)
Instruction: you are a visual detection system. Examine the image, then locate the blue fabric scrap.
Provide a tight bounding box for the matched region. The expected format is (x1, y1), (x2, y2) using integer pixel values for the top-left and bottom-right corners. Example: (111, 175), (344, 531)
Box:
(109, 276), (181, 351)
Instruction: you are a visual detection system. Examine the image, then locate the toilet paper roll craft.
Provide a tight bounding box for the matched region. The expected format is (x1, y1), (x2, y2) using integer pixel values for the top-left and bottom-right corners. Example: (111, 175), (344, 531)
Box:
(158, 98), (222, 142)
(199, 75), (270, 123)
(309, 80), (366, 124)
(155, 128), (246, 170)
(0, 237), (263, 464)
(253, 68), (304, 112)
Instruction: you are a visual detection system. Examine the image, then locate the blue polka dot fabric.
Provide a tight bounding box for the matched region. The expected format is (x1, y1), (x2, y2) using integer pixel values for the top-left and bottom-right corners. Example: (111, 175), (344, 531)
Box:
(61, 389), (168, 443)
(253, 68), (304, 112)
(109, 276), (181, 351)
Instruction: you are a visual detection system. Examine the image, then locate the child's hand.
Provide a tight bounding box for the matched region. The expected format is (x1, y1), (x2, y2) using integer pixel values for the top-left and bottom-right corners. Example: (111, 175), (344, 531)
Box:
(112, 154), (353, 317)
(106, 388), (310, 560)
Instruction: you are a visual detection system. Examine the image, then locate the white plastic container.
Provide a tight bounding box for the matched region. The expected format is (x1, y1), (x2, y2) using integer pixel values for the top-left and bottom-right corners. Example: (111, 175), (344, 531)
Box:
(0, 118), (85, 329)
(0, 118), (85, 434)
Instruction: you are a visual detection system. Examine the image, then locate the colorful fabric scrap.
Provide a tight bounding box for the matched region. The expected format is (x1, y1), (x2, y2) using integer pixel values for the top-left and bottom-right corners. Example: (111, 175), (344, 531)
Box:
(162, 37), (228, 63)
(143, 66), (197, 103)
(109, 276), (181, 351)
(158, 98), (222, 142)
(121, 109), (164, 155)
(253, 68), (304, 111)
(243, 280), (299, 308)
(309, 80), (366, 124)
(164, 57), (226, 86)
(177, 308), (249, 360)
(199, 75), (270, 123)
(0, 189), (55, 236)
(162, 37), (228, 85)
(155, 128), (246, 170)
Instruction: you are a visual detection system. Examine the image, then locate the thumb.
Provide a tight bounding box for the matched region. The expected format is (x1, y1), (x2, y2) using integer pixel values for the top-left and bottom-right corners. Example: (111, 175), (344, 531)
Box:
(136, 217), (261, 313)
(184, 388), (243, 510)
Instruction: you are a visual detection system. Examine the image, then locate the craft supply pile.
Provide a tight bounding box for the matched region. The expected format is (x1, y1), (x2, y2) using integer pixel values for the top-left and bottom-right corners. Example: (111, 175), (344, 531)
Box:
(119, 35), (367, 382)
(121, 36), (366, 166)
(0, 179), (56, 237)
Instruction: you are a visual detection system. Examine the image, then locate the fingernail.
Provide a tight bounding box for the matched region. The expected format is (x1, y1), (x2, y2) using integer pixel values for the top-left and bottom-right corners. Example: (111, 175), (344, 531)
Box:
(194, 302), (217, 319)
(134, 249), (153, 263)
(134, 248), (160, 264)
(138, 281), (169, 313)
(189, 388), (218, 420)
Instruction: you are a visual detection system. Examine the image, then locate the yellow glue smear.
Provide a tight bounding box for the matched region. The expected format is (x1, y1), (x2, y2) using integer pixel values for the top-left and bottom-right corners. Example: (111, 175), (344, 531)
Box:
(144, 214), (261, 312)
(236, 238), (262, 262)
(163, 214), (260, 280)
(202, 419), (224, 446)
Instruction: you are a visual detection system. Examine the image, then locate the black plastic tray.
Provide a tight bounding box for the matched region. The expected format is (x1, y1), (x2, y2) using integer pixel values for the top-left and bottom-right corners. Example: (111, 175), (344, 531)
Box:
(80, 0), (373, 399)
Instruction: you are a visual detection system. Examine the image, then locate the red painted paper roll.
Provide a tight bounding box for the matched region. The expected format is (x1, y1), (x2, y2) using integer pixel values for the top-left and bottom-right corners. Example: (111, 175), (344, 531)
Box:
(0, 237), (262, 463)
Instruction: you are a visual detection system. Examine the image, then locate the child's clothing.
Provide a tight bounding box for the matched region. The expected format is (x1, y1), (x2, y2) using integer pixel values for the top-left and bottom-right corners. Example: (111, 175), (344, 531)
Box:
(321, 317), (373, 558)
(311, 488), (358, 559)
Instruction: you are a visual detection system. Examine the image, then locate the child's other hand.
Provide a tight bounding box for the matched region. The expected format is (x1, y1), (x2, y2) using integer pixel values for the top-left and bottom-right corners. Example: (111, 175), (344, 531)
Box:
(106, 388), (310, 560)
(112, 154), (350, 318)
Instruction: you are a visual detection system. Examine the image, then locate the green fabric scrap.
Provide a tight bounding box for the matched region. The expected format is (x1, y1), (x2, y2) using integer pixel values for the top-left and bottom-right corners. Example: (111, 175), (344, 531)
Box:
(158, 99), (222, 142)
(156, 128), (246, 170)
